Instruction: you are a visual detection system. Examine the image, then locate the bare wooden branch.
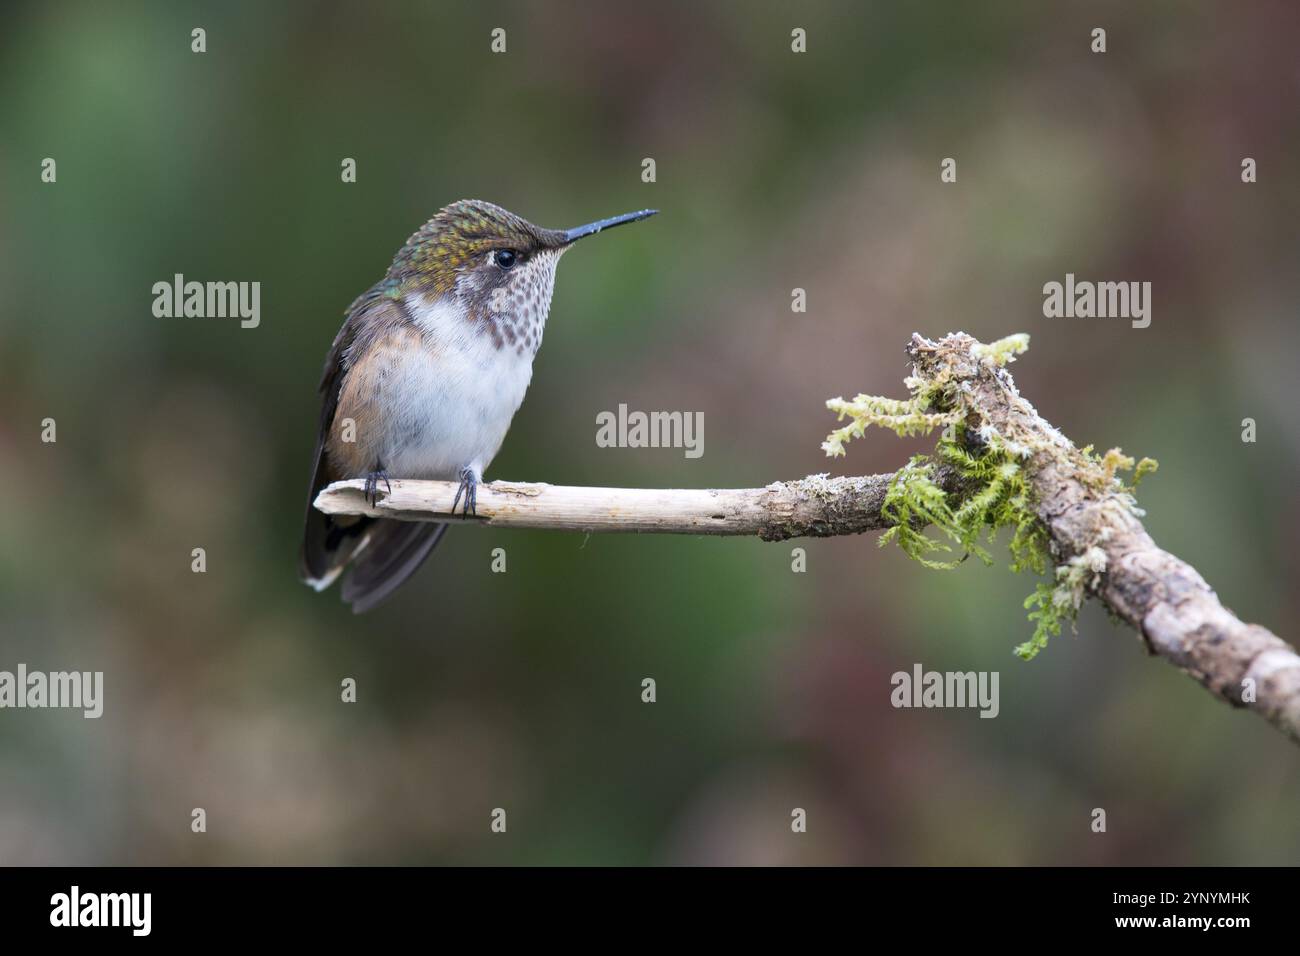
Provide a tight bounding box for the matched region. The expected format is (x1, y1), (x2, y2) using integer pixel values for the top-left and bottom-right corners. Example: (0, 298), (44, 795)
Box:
(314, 332), (1300, 746)
(315, 472), (918, 540)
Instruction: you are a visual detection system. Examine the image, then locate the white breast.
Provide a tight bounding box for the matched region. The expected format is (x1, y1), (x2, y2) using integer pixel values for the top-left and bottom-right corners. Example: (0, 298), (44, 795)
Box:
(380, 295), (537, 480)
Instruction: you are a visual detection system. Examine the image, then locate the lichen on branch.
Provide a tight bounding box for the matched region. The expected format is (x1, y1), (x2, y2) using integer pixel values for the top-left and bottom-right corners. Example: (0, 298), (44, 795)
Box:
(824, 333), (1156, 660)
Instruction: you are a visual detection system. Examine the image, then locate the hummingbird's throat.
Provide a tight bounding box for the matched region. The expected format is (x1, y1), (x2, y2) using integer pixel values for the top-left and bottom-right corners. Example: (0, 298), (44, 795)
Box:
(454, 246), (562, 356)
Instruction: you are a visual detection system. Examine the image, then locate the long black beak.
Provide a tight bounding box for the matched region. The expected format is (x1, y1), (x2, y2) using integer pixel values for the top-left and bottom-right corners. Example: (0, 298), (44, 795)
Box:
(563, 208), (658, 243)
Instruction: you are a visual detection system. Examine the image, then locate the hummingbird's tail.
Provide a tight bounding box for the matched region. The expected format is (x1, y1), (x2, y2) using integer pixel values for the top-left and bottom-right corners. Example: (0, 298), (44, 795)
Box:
(339, 519), (447, 613)
(299, 449), (448, 612)
(301, 507), (448, 613)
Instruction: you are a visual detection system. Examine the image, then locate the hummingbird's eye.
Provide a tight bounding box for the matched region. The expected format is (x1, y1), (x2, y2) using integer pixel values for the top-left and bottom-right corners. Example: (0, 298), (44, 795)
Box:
(493, 249), (518, 269)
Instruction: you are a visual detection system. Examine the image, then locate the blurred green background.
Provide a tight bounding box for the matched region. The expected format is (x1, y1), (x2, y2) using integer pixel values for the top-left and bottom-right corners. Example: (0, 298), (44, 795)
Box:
(1, 1), (1297, 865)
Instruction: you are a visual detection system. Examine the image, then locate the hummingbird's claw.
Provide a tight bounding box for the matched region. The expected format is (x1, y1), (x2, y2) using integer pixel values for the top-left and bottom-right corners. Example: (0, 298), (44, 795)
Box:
(363, 469), (392, 507)
(451, 467), (479, 519)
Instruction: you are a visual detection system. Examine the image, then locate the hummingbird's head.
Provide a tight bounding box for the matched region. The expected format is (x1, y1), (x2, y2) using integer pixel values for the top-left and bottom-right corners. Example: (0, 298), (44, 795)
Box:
(389, 199), (656, 353)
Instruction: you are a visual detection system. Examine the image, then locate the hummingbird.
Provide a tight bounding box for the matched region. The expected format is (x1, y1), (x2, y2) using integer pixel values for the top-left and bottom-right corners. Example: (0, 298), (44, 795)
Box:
(299, 199), (657, 612)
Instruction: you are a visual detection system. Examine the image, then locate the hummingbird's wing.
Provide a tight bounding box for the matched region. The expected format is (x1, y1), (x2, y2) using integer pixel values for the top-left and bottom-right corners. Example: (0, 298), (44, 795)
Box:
(298, 311), (366, 590)
(298, 295), (449, 612)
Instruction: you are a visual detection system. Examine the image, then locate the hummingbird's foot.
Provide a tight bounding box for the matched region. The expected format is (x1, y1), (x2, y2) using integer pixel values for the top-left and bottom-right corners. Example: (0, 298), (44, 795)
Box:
(362, 469), (393, 507)
(450, 467), (479, 518)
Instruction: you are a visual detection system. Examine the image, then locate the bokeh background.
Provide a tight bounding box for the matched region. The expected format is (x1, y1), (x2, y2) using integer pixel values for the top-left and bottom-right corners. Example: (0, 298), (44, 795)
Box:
(1, 0), (1298, 865)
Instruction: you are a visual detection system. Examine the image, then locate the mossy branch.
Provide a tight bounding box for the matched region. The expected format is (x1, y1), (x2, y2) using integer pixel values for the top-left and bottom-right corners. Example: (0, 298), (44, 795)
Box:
(315, 332), (1300, 746)
(824, 331), (1299, 745)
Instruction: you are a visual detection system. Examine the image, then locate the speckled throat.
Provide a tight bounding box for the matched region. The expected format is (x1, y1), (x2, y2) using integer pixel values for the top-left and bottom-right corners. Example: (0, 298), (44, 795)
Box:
(454, 244), (564, 356)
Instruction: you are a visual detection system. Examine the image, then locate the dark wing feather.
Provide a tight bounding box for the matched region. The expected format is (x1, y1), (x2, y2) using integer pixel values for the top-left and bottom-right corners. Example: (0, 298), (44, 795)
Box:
(341, 521), (448, 614)
(298, 313), (366, 587)
(298, 295), (448, 612)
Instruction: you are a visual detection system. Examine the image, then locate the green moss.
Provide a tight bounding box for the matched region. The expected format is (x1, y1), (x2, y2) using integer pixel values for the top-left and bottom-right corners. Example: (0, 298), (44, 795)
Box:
(970, 332), (1029, 366)
(1013, 548), (1105, 660)
(877, 457), (964, 570)
(823, 333), (1154, 661)
(822, 389), (957, 454)
(1133, 457), (1158, 488)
